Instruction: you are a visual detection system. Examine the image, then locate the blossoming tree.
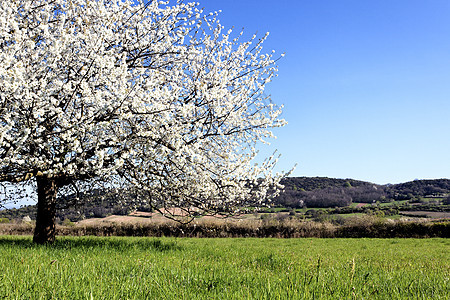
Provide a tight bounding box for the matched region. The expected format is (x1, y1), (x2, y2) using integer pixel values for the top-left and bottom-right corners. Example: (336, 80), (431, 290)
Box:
(0, 0), (286, 243)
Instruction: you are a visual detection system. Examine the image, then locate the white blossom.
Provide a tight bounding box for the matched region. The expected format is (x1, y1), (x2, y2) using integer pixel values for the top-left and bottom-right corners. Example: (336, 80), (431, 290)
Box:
(0, 0), (289, 221)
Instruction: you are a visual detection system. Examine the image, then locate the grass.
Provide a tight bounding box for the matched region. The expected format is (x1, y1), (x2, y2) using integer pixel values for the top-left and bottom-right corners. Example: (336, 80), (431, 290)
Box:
(330, 212), (366, 218)
(0, 236), (448, 299)
(378, 200), (408, 207)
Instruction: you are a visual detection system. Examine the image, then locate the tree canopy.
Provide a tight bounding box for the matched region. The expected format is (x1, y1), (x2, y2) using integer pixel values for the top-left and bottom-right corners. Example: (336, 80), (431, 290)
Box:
(0, 0), (286, 243)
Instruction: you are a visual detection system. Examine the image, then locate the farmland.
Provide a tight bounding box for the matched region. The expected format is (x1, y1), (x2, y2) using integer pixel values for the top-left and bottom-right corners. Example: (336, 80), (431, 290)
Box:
(0, 236), (448, 299)
(2, 177), (449, 227)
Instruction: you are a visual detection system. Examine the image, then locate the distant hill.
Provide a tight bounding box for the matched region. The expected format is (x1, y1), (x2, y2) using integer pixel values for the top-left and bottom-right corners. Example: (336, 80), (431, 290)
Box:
(387, 179), (450, 198)
(278, 177), (450, 195)
(280, 177), (377, 191)
(1, 177), (449, 221)
(273, 177), (450, 208)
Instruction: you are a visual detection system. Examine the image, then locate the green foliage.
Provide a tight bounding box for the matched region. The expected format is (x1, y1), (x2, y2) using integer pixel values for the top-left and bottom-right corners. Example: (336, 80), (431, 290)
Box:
(62, 219), (75, 227)
(281, 176), (371, 191)
(443, 196), (450, 205)
(0, 236), (448, 299)
(390, 179), (450, 198)
(275, 177), (450, 209)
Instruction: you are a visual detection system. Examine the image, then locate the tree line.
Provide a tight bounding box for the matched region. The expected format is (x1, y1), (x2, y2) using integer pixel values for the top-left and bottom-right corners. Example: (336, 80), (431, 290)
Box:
(1, 177), (449, 222)
(273, 177), (450, 208)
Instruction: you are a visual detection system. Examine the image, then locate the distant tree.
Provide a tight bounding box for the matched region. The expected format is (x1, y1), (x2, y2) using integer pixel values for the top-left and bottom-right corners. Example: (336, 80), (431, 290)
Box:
(304, 187), (352, 208)
(0, 0), (286, 243)
(347, 185), (387, 203)
(443, 196), (450, 205)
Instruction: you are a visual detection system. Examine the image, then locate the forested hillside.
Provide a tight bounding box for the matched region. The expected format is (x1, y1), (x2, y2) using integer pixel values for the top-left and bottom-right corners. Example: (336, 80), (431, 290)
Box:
(1, 177), (449, 222)
(387, 179), (450, 198)
(280, 177), (373, 191)
(273, 177), (450, 208)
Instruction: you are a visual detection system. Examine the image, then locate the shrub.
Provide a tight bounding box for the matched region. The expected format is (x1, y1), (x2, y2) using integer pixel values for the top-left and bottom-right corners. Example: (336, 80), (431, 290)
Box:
(62, 219), (75, 227)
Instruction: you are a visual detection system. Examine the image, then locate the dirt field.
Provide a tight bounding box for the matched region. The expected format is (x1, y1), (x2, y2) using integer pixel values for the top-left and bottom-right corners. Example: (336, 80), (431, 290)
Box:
(75, 210), (254, 226)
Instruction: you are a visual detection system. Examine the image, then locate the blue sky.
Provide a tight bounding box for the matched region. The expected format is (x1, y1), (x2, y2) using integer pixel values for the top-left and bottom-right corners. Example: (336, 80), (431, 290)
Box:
(201, 0), (450, 184)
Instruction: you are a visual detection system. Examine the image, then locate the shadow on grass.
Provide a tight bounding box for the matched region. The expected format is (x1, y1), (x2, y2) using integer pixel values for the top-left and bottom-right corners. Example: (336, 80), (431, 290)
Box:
(0, 236), (181, 252)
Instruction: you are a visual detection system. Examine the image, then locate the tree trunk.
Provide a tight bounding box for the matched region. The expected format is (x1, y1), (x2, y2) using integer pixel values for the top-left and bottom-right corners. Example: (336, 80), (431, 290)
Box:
(33, 177), (58, 244)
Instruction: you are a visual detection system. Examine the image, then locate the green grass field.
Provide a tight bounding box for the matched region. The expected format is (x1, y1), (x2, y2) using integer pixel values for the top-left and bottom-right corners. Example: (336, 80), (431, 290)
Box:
(0, 236), (448, 299)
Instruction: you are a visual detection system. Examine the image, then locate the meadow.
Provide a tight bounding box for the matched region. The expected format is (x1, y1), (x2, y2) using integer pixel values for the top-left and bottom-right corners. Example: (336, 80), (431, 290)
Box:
(0, 236), (448, 299)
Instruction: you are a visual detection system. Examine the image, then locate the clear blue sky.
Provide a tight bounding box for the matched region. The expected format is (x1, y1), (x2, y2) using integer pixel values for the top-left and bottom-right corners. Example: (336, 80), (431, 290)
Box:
(201, 0), (450, 184)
